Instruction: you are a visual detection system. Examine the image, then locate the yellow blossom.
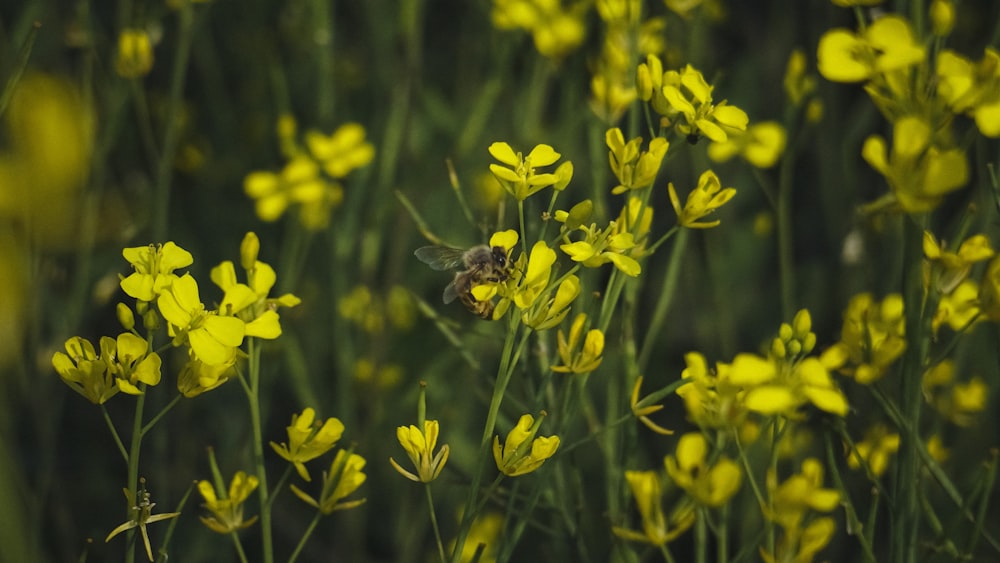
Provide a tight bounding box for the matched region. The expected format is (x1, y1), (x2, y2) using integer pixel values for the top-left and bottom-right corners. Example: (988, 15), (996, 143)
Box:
(662, 65), (749, 142)
(668, 169), (737, 229)
(488, 142), (571, 201)
(923, 361), (989, 426)
(612, 470), (695, 546)
(606, 128), (669, 193)
(560, 219), (642, 275)
(936, 48), (1000, 137)
(523, 274), (579, 330)
(197, 471), (259, 534)
(389, 420), (450, 483)
(304, 122), (375, 178)
(52, 336), (120, 404)
(847, 424), (900, 476)
(664, 433), (742, 507)
(784, 48), (816, 106)
(675, 351), (747, 429)
(290, 450), (367, 513)
(817, 15), (924, 83)
(115, 29), (154, 78)
(270, 408), (346, 481)
(493, 413), (560, 477)
(120, 242), (194, 302)
(243, 155), (343, 230)
(157, 274), (246, 365)
(491, 0), (586, 60)
(552, 313), (604, 374)
(177, 353), (237, 397)
(923, 231), (994, 294)
(824, 293), (906, 384)
(707, 121), (787, 168)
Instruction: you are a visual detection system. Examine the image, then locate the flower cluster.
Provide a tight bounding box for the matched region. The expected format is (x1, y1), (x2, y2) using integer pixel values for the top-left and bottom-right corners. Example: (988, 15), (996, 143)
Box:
(490, 0), (586, 60)
(244, 118), (374, 230)
(823, 293), (906, 385)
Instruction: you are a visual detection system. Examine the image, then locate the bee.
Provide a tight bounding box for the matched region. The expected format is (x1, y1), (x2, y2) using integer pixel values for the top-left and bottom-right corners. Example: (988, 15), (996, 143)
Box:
(415, 244), (513, 319)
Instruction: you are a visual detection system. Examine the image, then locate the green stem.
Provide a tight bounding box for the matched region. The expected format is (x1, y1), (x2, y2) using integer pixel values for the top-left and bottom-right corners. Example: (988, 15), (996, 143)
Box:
(450, 320), (529, 562)
(140, 394), (182, 435)
(0, 21), (41, 117)
(101, 405), (128, 463)
(638, 228), (688, 372)
(124, 385), (147, 563)
(245, 339), (274, 563)
(287, 511), (324, 563)
(775, 145), (796, 319)
(425, 484), (447, 563)
(228, 531), (249, 563)
(152, 1), (196, 241)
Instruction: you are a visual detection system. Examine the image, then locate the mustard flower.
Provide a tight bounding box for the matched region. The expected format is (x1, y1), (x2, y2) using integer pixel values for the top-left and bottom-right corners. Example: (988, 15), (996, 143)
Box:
(211, 233), (300, 339)
(707, 121), (787, 169)
(760, 517), (837, 563)
(675, 351), (747, 430)
(106, 332), (162, 394)
(590, 70), (638, 124)
(52, 336), (120, 404)
(923, 361), (988, 427)
(923, 231), (994, 294)
(157, 274), (246, 365)
(491, 0), (586, 60)
(932, 280), (980, 333)
(120, 242), (194, 302)
(485, 240), (556, 319)
(823, 293), (906, 384)
(636, 54), (671, 115)
(115, 29), (154, 78)
(197, 471), (259, 534)
(847, 424), (899, 477)
(552, 313), (604, 374)
(784, 49), (816, 107)
(936, 48), (1000, 138)
(243, 155), (343, 230)
(606, 128), (669, 194)
(861, 116), (968, 213)
(612, 470), (696, 546)
(616, 197), (653, 257)
(661, 65), (749, 142)
(304, 122), (375, 178)
(664, 433), (742, 507)
(668, 169), (736, 229)
(630, 375), (674, 435)
(770, 458), (839, 522)
(729, 353), (849, 417)
(817, 15), (925, 83)
(560, 221), (641, 276)
(523, 274), (579, 330)
(177, 353), (238, 397)
(389, 420), (450, 483)
(290, 450), (367, 514)
(493, 413), (560, 477)
(106, 485), (180, 562)
(270, 407), (345, 481)
(488, 142), (571, 201)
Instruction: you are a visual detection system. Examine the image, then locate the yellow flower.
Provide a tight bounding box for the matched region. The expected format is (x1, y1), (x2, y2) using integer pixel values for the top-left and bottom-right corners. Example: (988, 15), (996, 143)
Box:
(389, 420), (450, 483)
(243, 155), (343, 230)
(784, 48), (816, 106)
(824, 293), (906, 384)
(552, 313), (604, 374)
(270, 408), (346, 481)
(52, 336), (120, 404)
(157, 274), (246, 365)
(290, 450), (367, 513)
(523, 274), (579, 330)
(668, 169), (737, 229)
(491, 0), (586, 60)
(662, 65), (749, 142)
(493, 413), (560, 477)
(490, 241), (557, 316)
(606, 128), (669, 193)
(847, 424), (900, 477)
(861, 116), (968, 213)
(115, 29), (154, 78)
(304, 122), (375, 178)
(612, 470), (695, 546)
(106, 332), (163, 394)
(664, 433), (742, 507)
(707, 121), (787, 169)
(936, 48), (1000, 137)
(923, 361), (989, 426)
(729, 353), (849, 417)
(488, 142), (570, 201)
(176, 354), (237, 398)
(817, 15), (924, 83)
(197, 471), (259, 534)
(675, 351), (747, 429)
(105, 484), (181, 562)
(767, 458), (840, 531)
(923, 231), (994, 294)
(560, 220), (642, 276)
(120, 242), (194, 302)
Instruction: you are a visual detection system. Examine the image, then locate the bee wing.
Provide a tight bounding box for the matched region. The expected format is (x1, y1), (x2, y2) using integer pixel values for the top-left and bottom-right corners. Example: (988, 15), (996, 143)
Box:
(442, 280), (459, 304)
(415, 246), (467, 271)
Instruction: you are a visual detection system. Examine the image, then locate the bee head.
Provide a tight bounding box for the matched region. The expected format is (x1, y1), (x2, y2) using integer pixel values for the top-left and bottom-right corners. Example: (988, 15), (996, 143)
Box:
(491, 245), (509, 269)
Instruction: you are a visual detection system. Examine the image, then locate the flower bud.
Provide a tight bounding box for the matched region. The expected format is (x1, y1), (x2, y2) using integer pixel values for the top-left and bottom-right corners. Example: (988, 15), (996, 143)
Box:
(240, 232), (260, 271)
(117, 303), (135, 331)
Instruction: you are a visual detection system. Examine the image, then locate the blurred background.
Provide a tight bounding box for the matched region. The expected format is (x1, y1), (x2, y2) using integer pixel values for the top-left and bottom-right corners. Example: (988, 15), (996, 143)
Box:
(1, 0), (998, 561)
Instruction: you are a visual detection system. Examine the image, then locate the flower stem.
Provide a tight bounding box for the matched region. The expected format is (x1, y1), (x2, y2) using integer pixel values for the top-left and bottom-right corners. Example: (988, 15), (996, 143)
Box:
(245, 338), (274, 563)
(124, 384), (147, 563)
(287, 510), (323, 563)
(425, 484), (447, 563)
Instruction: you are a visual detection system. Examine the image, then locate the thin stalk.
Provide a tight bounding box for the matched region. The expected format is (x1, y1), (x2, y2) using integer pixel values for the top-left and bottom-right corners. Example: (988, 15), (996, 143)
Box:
(245, 339), (274, 563)
(425, 485), (447, 563)
(124, 385), (147, 563)
(287, 511), (323, 563)
(638, 227), (688, 372)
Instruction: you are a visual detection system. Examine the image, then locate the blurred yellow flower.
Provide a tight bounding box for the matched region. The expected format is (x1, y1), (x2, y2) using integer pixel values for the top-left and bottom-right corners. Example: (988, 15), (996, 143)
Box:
(491, 0), (586, 59)
(817, 16), (924, 83)
(270, 407), (346, 481)
(936, 48), (1000, 138)
(823, 293), (906, 384)
(923, 231), (994, 293)
(664, 433), (742, 507)
(304, 122), (375, 178)
(244, 155), (343, 230)
(197, 471), (259, 534)
(612, 470), (695, 546)
(707, 121), (787, 169)
(115, 28), (154, 78)
(923, 361), (988, 426)
(847, 424), (900, 476)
